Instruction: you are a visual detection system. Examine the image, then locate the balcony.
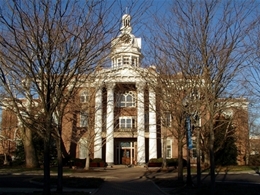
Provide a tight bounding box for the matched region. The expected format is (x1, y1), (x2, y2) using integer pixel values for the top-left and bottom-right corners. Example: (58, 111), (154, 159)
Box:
(115, 128), (137, 132)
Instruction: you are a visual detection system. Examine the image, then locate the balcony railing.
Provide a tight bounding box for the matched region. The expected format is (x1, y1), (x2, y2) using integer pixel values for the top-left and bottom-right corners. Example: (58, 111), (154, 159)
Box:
(114, 128), (137, 132)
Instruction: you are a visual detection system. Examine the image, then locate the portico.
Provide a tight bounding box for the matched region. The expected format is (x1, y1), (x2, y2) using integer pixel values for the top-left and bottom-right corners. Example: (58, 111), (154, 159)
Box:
(93, 80), (157, 165)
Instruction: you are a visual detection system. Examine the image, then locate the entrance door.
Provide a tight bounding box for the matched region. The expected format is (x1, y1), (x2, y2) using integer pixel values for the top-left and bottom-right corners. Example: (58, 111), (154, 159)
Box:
(115, 139), (137, 165)
(115, 141), (136, 165)
(122, 149), (131, 165)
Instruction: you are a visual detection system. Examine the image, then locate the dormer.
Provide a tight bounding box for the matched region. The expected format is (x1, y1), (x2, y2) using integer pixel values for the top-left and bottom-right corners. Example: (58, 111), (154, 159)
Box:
(111, 14), (142, 68)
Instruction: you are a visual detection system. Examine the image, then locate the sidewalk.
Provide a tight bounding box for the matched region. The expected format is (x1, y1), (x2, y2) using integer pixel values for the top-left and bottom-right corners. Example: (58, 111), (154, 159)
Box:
(75, 165), (171, 195)
(0, 165), (257, 194)
(0, 165), (173, 194)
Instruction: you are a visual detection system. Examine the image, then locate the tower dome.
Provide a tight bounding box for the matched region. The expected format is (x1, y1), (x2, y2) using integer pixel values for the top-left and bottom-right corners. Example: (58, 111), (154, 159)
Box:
(110, 14), (142, 68)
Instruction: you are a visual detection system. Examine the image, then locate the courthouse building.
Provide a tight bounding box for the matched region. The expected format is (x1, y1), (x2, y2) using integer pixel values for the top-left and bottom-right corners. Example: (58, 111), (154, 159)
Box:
(63, 14), (158, 166)
(1, 14), (249, 166)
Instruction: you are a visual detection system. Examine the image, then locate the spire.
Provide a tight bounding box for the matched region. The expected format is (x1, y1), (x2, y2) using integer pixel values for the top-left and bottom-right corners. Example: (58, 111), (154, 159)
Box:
(120, 14), (132, 34)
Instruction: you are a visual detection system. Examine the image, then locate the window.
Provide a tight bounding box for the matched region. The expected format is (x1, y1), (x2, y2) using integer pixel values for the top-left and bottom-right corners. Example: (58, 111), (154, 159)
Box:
(78, 138), (88, 159)
(191, 139), (197, 158)
(116, 91), (136, 107)
(117, 58), (121, 66)
(123, 57), (130, 65)
(131, 57), (137, 66)
(80, 111), (88, 127)
(163, 112), (172, 127)
(80, 91), (88, 103)
(192, 113), (201, 128)
(119, 117), (135, 129)
(166, 139), (172, 159)
(190, 89), (200, 100)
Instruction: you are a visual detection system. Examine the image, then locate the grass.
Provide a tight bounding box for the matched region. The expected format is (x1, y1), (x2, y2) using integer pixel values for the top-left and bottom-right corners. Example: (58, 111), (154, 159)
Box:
(214, 165), (258, 172)
(188, 165), (258, 174)
(0, 166), (74, 174)
(153, 165), (259, 195)
(31, 176), (104, 188)
(0, 192), (91, 195)
(154, 178), (260, 195)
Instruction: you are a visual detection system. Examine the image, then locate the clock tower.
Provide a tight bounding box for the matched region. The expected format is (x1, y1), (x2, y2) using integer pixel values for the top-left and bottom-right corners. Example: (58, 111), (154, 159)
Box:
(110, 14), (142, 68)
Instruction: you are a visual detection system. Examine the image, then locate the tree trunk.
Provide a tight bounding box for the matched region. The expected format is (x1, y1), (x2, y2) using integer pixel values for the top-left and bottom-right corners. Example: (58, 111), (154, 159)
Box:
(22, 128), (39, 168)
(43, 135), (51, 195)
(3, 153), (9, 165)
(177, 136), (183, 181)
(84, 149), (90, 170)
(196, 129), (201, 188)
(56, 132), (63, 193)
(209, 124), (215, 195)
(162, 136), (167, 169)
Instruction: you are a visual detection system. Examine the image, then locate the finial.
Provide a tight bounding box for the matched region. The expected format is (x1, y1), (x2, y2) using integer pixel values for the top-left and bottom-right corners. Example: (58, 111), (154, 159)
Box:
(125, 7), (128, 14)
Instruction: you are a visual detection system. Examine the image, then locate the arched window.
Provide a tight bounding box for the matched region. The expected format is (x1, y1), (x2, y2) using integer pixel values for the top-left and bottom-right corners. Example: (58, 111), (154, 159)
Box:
(116, 91), (136, 107)
(78, 138), (88, 159)
(80, 91), (88, 103)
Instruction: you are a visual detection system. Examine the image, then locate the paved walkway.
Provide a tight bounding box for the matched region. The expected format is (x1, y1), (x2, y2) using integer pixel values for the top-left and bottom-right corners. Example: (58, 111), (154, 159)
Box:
(91, 166), (168, 195)
(0, 165), (173, 194)
(94, 179), (166, 195)
(0, 165), (257, 194)
(72, 165), (172, 195)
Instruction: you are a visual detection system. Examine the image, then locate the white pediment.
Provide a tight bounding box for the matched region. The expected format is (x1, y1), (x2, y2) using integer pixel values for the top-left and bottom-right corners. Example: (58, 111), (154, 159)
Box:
(95, 65), (149, 84)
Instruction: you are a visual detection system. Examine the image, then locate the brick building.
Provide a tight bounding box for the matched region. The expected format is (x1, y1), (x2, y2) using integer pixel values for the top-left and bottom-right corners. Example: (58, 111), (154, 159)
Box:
(1, 14), (249, 166)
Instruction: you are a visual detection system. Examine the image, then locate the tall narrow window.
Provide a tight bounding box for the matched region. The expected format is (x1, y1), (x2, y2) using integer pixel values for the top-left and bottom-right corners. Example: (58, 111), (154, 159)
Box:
(131, 57), (136, 66)
(80, 111), (88, 127)
(166, 139), (172, 159)
(192, 139), (197, 158)
(192, 113), (201, 128)
(163, 112), (172, 127)
(80, 91), (88, 103)
(117, 58), (121, 66)
(79, 138), (88, 159)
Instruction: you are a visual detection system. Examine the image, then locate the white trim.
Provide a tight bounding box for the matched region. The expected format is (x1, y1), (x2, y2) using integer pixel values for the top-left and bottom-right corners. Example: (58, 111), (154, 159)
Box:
(119, 116), (135, 129)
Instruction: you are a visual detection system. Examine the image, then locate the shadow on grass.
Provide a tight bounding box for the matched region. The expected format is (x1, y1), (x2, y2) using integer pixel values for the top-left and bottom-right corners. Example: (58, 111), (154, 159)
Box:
(31, 176), (104, 188)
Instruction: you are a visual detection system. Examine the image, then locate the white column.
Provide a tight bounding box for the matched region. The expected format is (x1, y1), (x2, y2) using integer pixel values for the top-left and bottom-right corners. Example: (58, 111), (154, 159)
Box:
(106, 83), (115, 165)
(94, 87), (103, 159)
(137, 82), (145, 164)
(149, 86), (157, 159)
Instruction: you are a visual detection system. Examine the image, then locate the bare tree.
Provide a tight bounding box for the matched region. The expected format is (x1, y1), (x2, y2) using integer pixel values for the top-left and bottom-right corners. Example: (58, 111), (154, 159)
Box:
(146, 0), (256, 193)
(0, 0), (121, 194)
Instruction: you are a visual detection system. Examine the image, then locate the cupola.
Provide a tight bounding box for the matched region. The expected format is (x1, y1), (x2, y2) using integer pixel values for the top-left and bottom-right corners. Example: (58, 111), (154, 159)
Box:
(110, 14), (142, 68)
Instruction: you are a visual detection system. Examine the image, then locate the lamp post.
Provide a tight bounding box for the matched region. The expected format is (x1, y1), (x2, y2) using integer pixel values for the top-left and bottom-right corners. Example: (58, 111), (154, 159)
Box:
(183, 97), (193, 187)
(185, 114), (193, 186)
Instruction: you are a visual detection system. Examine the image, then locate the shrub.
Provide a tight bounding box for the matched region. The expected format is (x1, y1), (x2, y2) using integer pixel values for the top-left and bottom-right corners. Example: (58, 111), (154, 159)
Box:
(148, 158), (163, 163)
(249, 155), (260, 166)
(148, 158), (187, 167)
(72, 158), (86, 168)
(90, 158), (107, 167)
(166, 158), (178, 167)
(91, 158), (105, 163)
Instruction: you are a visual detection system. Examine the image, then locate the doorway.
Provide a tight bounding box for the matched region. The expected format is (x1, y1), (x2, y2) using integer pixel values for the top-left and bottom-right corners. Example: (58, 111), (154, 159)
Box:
(115, 140), (136, 165)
